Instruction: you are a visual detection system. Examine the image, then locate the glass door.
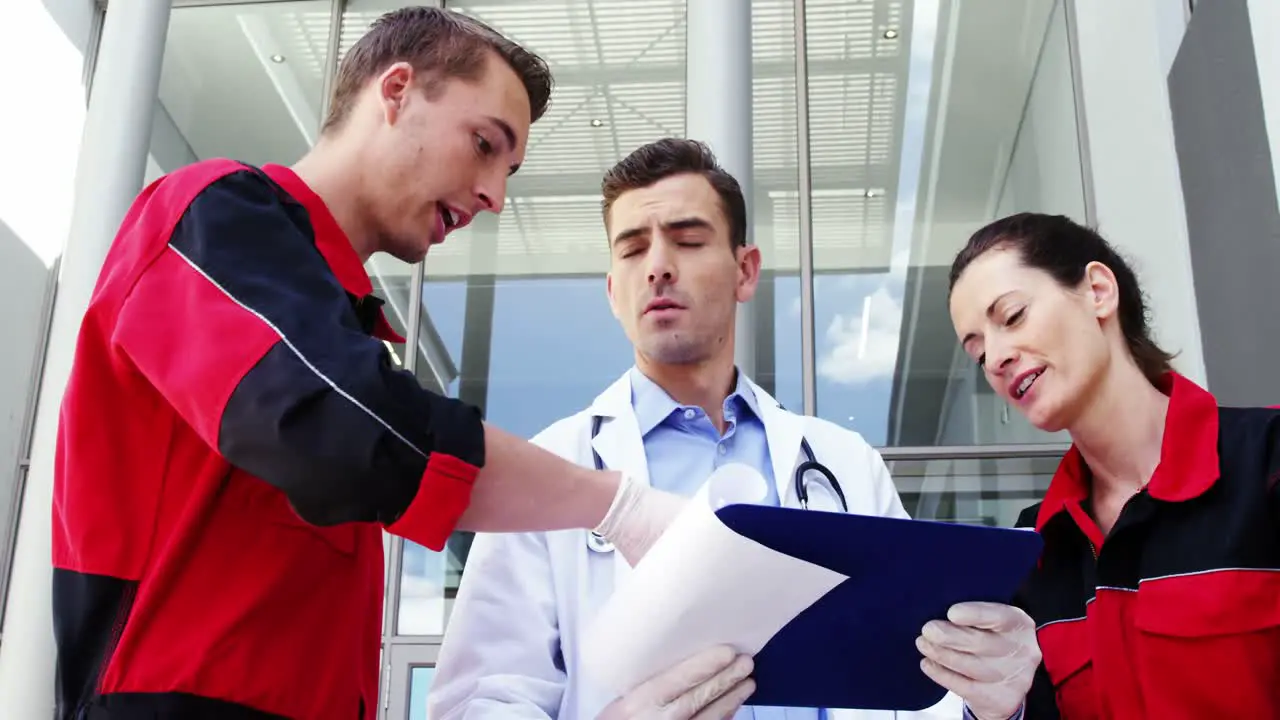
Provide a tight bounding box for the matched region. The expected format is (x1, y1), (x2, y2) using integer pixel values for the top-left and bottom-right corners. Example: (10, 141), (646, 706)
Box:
(382, 644), (440, 720)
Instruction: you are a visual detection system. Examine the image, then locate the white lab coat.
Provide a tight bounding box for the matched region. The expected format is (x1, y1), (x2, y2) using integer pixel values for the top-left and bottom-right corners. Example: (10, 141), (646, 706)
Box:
(429, 372), (965, 720)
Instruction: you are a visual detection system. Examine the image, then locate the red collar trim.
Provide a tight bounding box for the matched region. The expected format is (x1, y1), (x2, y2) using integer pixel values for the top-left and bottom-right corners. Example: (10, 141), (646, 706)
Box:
(1035, 371), (1220, 533)
(260, 164), (406, 344)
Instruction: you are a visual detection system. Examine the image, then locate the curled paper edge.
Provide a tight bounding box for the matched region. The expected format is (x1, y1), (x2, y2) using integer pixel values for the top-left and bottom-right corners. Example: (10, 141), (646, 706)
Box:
(580, 465), (848, 696)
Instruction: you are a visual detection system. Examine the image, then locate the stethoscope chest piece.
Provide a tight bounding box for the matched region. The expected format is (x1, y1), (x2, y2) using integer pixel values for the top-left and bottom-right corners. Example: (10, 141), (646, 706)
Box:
(586, 531), (614, 553)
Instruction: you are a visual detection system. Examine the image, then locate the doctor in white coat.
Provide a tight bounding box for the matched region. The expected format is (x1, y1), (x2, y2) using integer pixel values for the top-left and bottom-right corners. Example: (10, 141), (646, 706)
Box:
(428, 139), (1039, 720)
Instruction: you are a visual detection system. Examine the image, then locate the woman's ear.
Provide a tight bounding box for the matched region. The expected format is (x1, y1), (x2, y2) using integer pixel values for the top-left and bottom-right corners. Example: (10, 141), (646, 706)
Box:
(1083, 261), (1120, 321)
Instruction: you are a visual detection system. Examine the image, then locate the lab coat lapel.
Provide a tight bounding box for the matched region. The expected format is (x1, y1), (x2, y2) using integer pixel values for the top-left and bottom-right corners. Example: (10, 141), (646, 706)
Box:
(586, 372), (650, 588)
(747, 378), (805, 508)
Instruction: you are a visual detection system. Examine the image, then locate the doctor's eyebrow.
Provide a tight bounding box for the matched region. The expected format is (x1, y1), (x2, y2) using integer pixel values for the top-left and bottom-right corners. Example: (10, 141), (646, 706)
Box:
(611, 217), (714, 246)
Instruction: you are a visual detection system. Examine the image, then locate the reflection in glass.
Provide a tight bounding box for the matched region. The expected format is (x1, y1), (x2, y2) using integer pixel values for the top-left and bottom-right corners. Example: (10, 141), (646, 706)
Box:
(408, 666), (436, 720)
(486, 277), (634, 438)
(420, 0), (688, 281)
(381, 0), (1082, 644)
(367, 256), (414, 356)
(806, 0), (1082, 446)
(751, 0), (803, 404)
(396, 280), (468, 636)
(397, 543), (448, 636)
(390, 1), (690, 638)
(155, 1), (333, 170)
(890, 453), (1060, 527)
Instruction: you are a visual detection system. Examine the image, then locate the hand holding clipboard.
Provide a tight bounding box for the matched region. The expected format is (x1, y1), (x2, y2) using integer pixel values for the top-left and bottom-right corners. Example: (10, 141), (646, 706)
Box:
(581, 464), (1043, 712)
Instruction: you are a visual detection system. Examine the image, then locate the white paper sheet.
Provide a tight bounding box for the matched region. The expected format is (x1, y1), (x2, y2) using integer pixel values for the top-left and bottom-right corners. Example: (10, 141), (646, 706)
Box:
(579, 463), (849, 696)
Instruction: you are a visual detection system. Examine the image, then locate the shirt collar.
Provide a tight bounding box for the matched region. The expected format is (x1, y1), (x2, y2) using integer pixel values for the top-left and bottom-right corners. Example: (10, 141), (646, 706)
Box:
(628, 366), (762, 436)
(1036, 371), (1221, 532)
(260, 163), (405, 343)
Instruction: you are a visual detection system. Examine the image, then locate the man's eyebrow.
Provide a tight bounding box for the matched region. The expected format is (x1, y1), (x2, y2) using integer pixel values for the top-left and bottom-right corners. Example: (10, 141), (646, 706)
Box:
(611, 226), (648, 246)
(610, 217), (713, 246)
(485, 116), (521, 176)
(664, 217), (713, 233)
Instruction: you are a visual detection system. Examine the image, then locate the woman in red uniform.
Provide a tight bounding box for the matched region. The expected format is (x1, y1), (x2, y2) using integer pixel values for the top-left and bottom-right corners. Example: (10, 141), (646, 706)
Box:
(947, 212), (1280, 719)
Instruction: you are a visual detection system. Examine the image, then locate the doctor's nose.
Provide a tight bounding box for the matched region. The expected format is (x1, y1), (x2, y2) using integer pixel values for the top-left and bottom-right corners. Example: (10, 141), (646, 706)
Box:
(646, 239), (678, 286)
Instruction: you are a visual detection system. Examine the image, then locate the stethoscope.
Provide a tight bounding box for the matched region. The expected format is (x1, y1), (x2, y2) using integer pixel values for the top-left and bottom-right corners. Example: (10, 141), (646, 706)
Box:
(585, 413), (850, 553)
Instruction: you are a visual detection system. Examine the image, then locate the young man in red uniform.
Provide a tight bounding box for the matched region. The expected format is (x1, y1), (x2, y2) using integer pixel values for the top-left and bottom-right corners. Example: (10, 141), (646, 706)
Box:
(52, 8), (688, 719)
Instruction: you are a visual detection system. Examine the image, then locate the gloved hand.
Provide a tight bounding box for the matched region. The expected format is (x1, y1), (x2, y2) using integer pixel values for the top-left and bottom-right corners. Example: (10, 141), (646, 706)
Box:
(593, 472), (687, 566)
(916, 601), (1040, 720)
(598, 645), (756, 720)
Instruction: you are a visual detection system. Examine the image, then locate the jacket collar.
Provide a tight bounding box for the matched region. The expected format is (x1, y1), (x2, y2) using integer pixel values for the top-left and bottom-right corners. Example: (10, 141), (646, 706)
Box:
(1035, 371), (1221, 532)
(260, 163), (405, 343)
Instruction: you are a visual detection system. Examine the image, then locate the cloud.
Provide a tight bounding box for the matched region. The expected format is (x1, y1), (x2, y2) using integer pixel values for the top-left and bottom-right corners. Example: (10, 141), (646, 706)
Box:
(816, 285), (904, 385)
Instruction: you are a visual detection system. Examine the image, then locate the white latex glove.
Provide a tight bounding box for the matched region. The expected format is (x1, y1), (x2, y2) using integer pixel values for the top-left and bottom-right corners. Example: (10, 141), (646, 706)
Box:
(593, 472), (687, 566)
(598, 645), (756, 720)
(916, 601), (1040, 720)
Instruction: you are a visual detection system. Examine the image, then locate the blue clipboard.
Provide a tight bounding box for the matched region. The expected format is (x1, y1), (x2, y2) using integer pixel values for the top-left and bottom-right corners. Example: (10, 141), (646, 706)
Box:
(714, 504), (1044, 711)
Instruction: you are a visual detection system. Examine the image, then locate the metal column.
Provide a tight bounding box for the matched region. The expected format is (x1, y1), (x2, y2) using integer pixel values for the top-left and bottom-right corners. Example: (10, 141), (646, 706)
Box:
(792, 0), (817, 416)
(0, 0), (172, 713)
(685, 0), (755, 378)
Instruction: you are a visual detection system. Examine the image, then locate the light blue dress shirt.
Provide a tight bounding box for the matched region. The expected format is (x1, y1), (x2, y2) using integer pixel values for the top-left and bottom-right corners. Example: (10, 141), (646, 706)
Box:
(629, 368), (825, 720)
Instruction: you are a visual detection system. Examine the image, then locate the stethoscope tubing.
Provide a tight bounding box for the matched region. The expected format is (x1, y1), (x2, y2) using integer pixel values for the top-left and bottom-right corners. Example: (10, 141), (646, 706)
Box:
(586, 415), (849, 553)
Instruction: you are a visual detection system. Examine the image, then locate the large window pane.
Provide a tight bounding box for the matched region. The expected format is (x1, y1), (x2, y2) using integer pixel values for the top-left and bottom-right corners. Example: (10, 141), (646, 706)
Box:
(393, 0), (688, 638)
(154, 1), (333, 171)
(383, 645), (441, 720)
(807, 0), (1083, 446)
(890, 453), (1059, 528)
(408, 666), (437, 720)
(485, 277), (635, 437)
(395, 277), (467, 636)
(754, 0), (804, 412)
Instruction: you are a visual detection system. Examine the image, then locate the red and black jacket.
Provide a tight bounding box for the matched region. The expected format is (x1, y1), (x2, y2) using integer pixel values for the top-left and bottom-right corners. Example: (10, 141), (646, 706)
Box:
(1016, 373), (1280, 719)
(52, 159), (484, 720)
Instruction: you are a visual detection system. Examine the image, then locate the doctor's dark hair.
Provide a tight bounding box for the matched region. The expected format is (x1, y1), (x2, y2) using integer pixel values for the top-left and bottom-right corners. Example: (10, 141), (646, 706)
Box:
(948, 212), (1175, 385)
(601, 139), (749, 249)
(322, 6), (553, 134)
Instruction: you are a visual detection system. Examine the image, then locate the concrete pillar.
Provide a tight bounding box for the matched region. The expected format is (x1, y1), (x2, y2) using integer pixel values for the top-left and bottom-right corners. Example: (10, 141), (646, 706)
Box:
(1069, 0), (1206, 385)
(685, 0), (756, 378)
(1248, 0), (1280, 195)
(0, 0), (171, 714)
(1164, 0), (1280, 405)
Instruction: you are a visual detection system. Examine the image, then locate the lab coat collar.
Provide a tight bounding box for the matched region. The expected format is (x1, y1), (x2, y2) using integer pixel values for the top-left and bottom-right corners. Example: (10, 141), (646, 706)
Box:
(585, 369), (805, 510)
(584, 373), (649, 588)
(748, 380), (806, 508)
(586, 371), (634, 420)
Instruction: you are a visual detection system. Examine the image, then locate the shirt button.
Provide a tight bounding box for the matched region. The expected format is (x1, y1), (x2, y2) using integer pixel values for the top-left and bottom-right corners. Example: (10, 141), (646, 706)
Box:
(684, 409), (696, 419)
(718, 445), (728, 455)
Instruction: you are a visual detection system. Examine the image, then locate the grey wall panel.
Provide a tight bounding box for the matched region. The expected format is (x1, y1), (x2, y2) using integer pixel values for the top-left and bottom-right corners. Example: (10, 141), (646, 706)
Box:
(1169, 0), (1280, 406)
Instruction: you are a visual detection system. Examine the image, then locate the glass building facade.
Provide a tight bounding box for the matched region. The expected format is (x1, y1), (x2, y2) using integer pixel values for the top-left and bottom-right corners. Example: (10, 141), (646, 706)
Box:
(9, 0), (1279, 717)
(142, 2), (1085, 713)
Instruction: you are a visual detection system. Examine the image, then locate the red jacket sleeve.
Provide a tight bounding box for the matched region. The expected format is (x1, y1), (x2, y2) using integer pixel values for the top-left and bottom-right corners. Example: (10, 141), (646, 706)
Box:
(110, 168), (482, 550)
